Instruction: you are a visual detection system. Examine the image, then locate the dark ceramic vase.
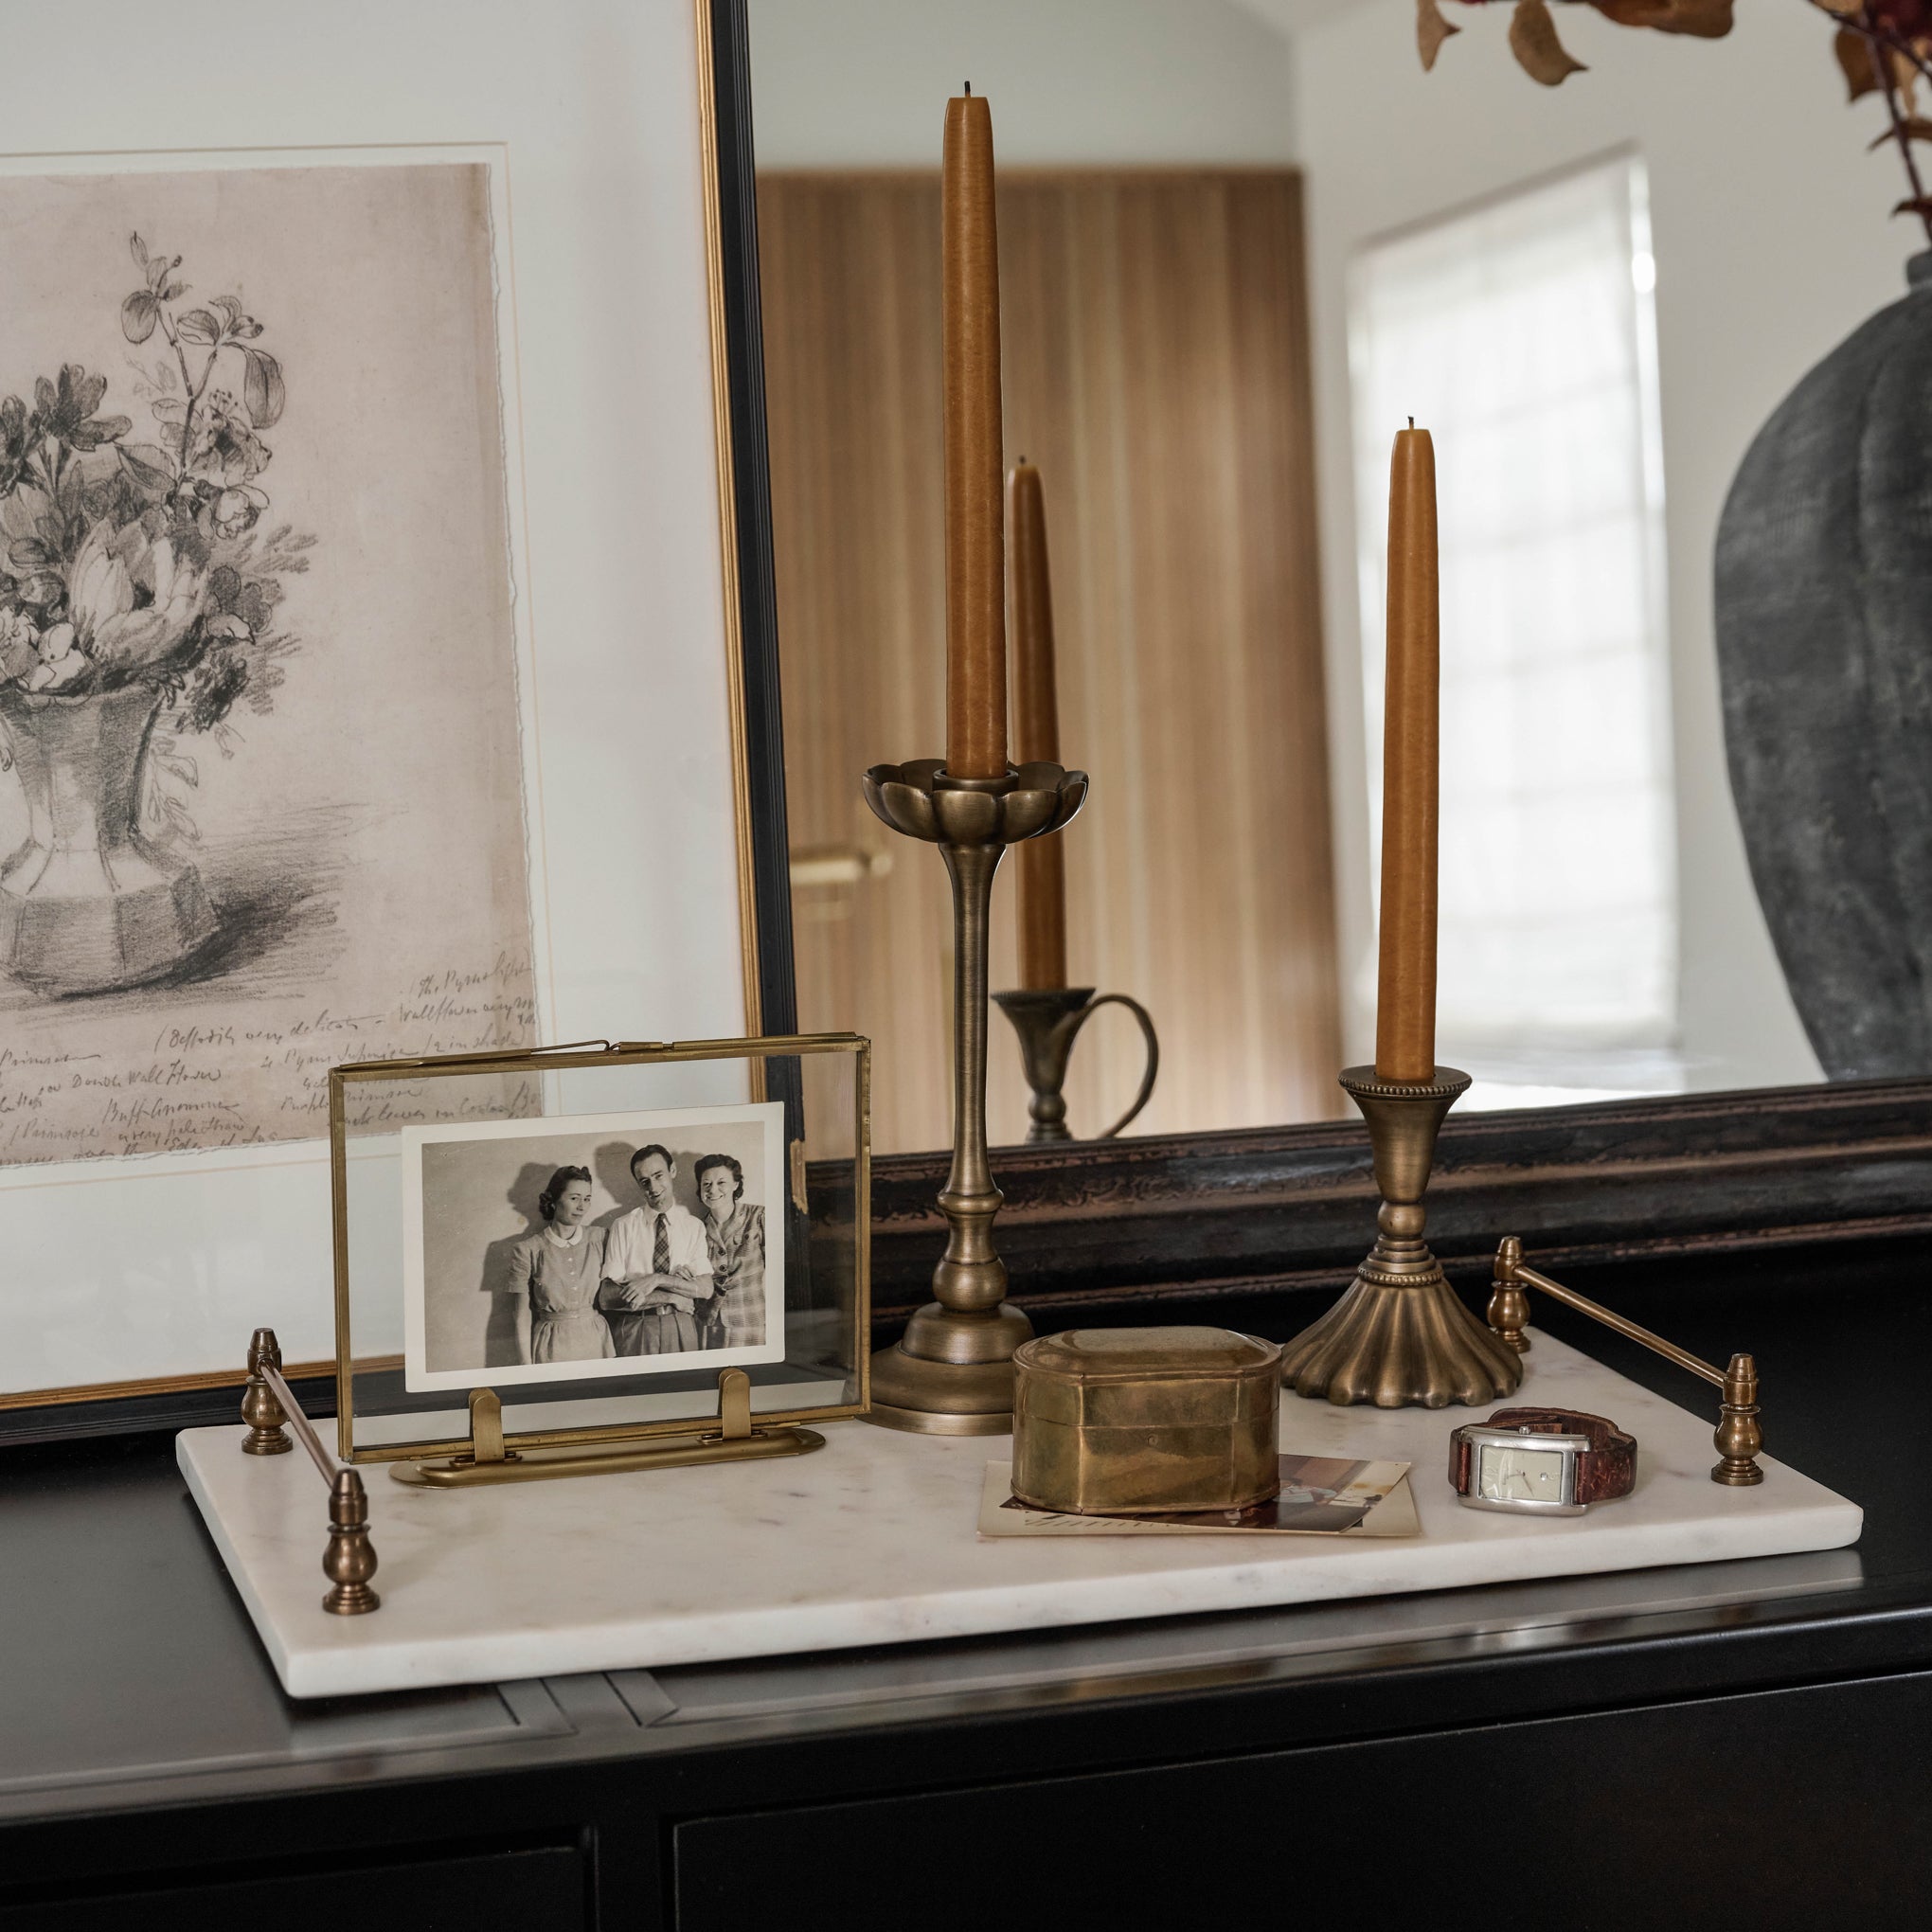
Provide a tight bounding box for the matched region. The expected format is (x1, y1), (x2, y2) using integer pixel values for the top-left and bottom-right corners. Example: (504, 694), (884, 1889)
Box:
(1714, 252), (1932, 1079)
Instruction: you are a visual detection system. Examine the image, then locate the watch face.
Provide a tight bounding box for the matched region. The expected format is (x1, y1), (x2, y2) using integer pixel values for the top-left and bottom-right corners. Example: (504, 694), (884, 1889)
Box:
(1474, 1441), (1569, 1507)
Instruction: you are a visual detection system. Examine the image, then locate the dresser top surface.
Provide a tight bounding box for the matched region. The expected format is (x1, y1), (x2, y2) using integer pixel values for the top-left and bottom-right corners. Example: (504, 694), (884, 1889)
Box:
(3, 1243), (1924, 1826)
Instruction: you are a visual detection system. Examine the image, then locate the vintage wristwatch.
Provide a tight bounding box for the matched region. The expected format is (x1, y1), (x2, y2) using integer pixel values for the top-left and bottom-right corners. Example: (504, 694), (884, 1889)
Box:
(1448, 1406), (1637, 1515)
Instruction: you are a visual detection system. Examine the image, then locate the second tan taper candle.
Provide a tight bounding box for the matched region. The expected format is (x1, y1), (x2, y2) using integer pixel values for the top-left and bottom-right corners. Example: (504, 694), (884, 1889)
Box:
(1374, 424), (1440, 1083)
(1008, 460), (1066, 989)
(941, 88), (1009, 780)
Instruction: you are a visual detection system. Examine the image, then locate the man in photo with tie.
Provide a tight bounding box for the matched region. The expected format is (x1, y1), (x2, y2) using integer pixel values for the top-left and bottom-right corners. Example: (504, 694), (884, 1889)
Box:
(597, 1143), (715, 1355)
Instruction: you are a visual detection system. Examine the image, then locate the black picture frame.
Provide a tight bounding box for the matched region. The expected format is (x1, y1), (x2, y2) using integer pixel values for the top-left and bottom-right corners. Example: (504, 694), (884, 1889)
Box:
(0, 0), (799, 1450)
(710, 0), (797, 1049)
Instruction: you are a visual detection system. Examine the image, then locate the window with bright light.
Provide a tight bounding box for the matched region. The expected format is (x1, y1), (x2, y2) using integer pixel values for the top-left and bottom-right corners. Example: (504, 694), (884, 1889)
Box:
(1348, 153), (1678, 1104)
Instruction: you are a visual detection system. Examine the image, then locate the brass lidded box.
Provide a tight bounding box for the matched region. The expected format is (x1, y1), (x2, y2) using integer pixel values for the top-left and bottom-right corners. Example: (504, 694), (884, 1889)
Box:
(1011, 1327), (1282, 1515)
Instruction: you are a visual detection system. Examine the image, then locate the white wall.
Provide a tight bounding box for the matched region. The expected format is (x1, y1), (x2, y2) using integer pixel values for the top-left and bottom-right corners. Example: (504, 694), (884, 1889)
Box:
(1293, 0), (1905, 1091)
(746, 0), (1297, 167)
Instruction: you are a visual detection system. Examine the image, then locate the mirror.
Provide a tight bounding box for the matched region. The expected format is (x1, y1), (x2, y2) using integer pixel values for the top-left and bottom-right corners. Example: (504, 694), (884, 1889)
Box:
(748, 0), (1916, 1155)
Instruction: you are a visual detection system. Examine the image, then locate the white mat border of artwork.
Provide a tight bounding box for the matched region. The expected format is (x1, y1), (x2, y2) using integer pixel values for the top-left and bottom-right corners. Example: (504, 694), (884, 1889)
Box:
(2, 0), (756, 1401)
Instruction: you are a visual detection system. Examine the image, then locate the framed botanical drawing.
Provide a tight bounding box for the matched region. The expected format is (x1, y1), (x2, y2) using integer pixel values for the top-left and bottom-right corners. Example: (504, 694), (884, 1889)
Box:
(0, 0), (794, 1440)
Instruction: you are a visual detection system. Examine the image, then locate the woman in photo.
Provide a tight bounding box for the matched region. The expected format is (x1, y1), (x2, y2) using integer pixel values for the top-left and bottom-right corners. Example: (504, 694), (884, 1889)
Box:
(695, 1152), (765, 1348)
(510, 1165), (615, 1365)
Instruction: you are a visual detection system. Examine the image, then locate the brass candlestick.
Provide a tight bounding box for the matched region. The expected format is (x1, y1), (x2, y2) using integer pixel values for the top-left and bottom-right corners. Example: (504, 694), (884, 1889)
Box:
(862, 757), (1087, 1434)
(1279, 1065), (1522, 1408)
(991, 986), (1159, 1142)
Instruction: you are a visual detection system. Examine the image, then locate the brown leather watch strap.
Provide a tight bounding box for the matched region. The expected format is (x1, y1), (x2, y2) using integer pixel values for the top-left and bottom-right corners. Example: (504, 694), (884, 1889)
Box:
(1476, 1406), (1637, 1504)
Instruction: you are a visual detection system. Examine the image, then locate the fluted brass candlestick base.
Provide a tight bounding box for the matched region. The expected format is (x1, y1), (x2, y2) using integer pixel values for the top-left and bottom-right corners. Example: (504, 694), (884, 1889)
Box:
(861, 758), (1087, 1435)
(992, 986), (1159, 1142)
(1279, 1064), (1523, 1409)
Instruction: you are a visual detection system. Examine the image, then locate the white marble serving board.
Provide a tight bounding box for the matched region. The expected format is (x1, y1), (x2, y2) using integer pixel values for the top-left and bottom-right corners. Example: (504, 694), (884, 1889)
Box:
(179, 1333), (1861, 1698)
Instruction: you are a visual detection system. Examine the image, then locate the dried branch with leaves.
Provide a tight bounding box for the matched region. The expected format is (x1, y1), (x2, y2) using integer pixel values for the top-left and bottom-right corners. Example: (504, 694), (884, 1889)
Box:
(1417, 2), (1932, 242)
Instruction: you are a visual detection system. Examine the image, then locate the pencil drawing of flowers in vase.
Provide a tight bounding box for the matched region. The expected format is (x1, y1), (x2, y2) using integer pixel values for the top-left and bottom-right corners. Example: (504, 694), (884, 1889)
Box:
(0, 232), (312, 996)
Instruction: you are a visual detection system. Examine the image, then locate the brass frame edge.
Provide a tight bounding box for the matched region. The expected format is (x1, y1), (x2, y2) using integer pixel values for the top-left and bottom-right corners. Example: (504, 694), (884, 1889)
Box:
(331, 1031), (866, 1080)
(855, 1034), (873, 1416)
(347, 1403), (868, 1467)
(389, 1422), (826, 1487)
(690, 0), (764, 1064)
(331, 1065), (354, 1459)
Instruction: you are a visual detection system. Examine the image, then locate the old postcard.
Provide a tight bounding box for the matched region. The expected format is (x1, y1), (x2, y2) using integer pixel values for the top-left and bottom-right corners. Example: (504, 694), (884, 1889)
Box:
(978, 1455), (1419, 1539)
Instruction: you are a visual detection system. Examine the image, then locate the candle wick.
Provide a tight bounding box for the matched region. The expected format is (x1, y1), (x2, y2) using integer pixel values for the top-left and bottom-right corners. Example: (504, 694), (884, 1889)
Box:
(964, 80), (972, 95)
(1408, 416), (1415, 429)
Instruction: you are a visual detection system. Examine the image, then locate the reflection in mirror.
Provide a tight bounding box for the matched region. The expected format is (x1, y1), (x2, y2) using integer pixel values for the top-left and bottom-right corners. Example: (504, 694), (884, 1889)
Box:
(751, 0), (1915, 1155)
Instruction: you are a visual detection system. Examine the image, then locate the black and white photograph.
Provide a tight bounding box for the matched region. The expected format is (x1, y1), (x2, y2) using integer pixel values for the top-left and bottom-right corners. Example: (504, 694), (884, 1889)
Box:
(401, 1101), (786, 1392)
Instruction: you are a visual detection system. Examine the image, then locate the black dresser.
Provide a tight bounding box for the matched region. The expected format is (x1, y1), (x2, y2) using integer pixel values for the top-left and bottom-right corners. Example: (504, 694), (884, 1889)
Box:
(3, 1242), (1927, 1931)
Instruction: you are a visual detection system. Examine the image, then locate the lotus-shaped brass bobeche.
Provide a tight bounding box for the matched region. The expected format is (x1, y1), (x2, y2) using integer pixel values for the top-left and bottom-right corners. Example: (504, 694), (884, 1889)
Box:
(862, 758), (1087, 846)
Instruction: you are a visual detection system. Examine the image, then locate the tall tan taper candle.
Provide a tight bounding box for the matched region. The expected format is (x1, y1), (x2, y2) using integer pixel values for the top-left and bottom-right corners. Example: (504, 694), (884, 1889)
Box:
(1374, 423), (1440, 1083)
(942, 87), (1009, 780)
(1008, 460), (1066, 988)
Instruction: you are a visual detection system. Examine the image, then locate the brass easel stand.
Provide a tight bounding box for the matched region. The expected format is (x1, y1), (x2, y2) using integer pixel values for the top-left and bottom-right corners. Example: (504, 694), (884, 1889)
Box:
(861, 758), (1086, 1434)
(1488, 1236), (1765, 1486)
(991, 986), (1159, 1142)
(240, 1328), (380, 1615)
(388, 1369), (825, 1487)
(1279, 1066), (1523, 1408)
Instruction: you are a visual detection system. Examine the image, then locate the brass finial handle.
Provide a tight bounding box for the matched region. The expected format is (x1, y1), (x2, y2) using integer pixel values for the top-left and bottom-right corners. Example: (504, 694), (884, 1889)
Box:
(1489, 1239), (1766, 1488)
(323, 1468), (381, 1616)
(1487, 1236), (1531, 1353)
(240, 1327), (382, 1614)
(241, 1327), (294, 1456)
(1713, 1351), (1765, 1488)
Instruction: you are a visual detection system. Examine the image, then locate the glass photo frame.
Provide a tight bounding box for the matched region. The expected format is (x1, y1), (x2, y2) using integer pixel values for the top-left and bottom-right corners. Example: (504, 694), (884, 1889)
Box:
(329, 1034), (868, 1466)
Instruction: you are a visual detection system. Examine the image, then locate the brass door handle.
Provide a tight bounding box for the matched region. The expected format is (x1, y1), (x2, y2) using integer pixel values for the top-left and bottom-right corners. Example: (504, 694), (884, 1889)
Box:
(788, 845), (893, 889)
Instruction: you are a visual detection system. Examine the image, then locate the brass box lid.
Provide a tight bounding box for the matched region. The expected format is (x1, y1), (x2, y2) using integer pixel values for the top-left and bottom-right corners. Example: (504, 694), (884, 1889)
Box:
(1017, 1327), (1279, 1382)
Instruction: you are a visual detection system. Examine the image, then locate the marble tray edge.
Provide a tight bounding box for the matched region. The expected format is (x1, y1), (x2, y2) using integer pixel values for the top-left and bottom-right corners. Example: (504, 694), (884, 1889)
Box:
(178, 1427), (1863, 1700)
(180, 1435), (302, 1692)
